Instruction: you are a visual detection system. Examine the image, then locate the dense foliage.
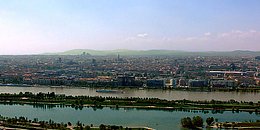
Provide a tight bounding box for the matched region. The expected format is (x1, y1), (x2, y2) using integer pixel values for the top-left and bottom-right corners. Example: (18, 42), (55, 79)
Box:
(181, 116), (203, 128)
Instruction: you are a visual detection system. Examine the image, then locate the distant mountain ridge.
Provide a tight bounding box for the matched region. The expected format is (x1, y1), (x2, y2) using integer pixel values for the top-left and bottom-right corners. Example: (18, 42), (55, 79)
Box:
(43, 49), (260, 56)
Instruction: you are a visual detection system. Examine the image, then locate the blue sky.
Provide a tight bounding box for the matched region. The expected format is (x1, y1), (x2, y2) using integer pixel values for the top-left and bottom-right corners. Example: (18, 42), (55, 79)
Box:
(0, 0), (260, 54)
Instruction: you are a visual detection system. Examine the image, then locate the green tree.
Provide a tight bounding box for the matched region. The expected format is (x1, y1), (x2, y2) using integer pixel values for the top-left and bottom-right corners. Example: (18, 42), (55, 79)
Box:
(192, 116), (203, 127)
(85, 125), (91, 130)
(206, 117), (214, 126)
(99, 124), (106, 130)
(181, 117), (193, 128)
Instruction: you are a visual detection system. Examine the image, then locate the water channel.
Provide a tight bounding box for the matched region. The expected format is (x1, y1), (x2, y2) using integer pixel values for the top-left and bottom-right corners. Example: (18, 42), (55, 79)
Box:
(0, 86), (259, 129)
(0, 86), (259, 102)
(0, 104), (259, 130)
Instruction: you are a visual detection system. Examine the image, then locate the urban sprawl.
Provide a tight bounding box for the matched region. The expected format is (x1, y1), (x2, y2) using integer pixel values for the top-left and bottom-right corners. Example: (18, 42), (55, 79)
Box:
(0, 54), (260, 89)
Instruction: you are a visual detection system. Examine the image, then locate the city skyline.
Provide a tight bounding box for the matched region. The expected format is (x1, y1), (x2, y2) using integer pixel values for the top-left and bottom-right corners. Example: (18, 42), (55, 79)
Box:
(0, 0), (260, 54)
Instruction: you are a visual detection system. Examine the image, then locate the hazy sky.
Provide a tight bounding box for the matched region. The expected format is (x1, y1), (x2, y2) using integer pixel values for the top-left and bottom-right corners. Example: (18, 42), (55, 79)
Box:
(0, 0), (260, 54)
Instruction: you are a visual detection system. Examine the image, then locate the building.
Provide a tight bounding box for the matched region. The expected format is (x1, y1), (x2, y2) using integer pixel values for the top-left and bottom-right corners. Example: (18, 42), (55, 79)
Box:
(210, 79), (236, 88)
(164, 79), (177, 88)
(178, 78), (187, 87)
(255, 56), (260, 60)
(256, 78), (260, 86)
(146, 79), (165, 88)
(188, 80), (208, 87)
(207, 71), (245, 77)
(117, 75), (135, 86)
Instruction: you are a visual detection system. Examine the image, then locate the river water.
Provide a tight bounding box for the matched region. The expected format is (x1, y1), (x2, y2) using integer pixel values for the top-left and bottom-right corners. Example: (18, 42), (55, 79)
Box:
(0, 104), (259, 130)
(0, 86), (260, 129)
(0, 86), (259, 102)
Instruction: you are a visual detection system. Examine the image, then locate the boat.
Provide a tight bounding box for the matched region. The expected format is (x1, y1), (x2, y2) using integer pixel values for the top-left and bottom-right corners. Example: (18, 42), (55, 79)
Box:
(96, 89), (124, 93)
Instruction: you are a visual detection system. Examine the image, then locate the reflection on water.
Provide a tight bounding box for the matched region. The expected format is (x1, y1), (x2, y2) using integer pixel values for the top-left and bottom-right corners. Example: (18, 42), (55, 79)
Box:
(0, 86), (259, 102)
(1, 102), (259, 116)
(0, 104), (259, 130)
(1, 86), (259, 129)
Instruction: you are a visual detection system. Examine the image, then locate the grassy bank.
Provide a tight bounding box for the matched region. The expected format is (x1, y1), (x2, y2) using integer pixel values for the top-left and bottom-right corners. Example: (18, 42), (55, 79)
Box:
(0, 115), (152, 130)
(0, 92), (259, 113)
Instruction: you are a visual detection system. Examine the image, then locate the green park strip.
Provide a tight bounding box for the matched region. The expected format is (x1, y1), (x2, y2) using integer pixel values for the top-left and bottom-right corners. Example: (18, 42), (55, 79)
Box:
(0, 92), (259, 113)
(180, 116), (260, 129)
(0, 115), (152, 130)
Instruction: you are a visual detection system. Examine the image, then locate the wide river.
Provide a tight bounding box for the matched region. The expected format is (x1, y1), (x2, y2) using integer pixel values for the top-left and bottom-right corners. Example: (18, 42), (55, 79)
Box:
(0, 86), (260, 129)
(0, 104), (259, 130)
(0, 86), (259, 102)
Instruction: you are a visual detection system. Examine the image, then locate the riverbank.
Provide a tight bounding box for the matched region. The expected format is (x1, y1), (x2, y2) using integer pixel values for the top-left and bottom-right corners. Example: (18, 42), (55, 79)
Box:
(0, 92), (259, 113)
(1, 83), (260, 92)
(0, 115), (153, 130)
(210, 121), (260, 129)
(180, 116), (260, 130)
(174, 86), (260, 92)
(0, 86), (260, 103)
(0, 103), (258, 130)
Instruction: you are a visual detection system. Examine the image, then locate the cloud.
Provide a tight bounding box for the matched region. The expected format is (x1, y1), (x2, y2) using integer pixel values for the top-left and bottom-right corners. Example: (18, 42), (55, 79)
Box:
(124, 36), (136, 42)
(183, 30), (260, 42)
(218, 30), (260, 40)
(137, 33), (148, 38)
(124, 33), (149, 43)
(123, 30), (260, 51)
(181, 30), (260, 51)
(204, 32), (211, 36)
(0, 10), (15, 17)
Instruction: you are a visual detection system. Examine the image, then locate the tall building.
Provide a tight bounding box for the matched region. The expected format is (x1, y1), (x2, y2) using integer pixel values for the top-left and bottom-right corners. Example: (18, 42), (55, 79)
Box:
(117, 75), (135, 86)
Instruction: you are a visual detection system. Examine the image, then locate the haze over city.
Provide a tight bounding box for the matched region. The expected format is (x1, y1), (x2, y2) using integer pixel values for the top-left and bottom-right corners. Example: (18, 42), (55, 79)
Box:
(0, 0), (260, 55)
(1, 1), (260, 129)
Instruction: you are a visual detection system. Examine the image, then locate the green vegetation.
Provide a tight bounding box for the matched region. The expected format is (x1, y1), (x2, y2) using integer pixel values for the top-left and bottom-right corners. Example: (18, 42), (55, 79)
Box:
(214, 120), (260, 129)
(0, 115), (68, 129)
(181, 116), (260, 129)
(192, 116), (203, 127)
(181, 116), (203, 129)
(181, 117), (192, 128)
(0, 115), (151, 130)
(206, 117), (214, 126)
(0, 92), (259, 113)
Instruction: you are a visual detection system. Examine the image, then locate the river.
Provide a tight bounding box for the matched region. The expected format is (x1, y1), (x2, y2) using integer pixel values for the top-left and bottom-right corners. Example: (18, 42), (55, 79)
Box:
(0, 104), (259, 130)
(0, 86), (260, 129)
(0, 86), (259, 102)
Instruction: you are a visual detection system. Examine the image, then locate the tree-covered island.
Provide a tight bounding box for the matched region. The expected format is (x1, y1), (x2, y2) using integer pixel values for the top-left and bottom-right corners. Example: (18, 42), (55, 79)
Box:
(0, 92), (259, 113)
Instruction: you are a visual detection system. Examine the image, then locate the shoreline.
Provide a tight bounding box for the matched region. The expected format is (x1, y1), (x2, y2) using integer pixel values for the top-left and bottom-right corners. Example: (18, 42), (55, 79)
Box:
(0, 84), (260, 92)
(4, 102), (259, 113)
(0, 92), (259, 113)
(0, 116), (154, 130)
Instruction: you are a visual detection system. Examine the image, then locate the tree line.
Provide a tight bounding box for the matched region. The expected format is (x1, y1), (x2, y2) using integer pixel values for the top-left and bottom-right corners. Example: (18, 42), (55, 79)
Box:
(0, 92), (259, 113)
(181, 116), (214, 129)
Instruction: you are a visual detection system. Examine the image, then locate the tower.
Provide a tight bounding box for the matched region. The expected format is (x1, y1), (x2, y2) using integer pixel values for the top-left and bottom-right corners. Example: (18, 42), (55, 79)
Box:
(117, 54), (120, 61)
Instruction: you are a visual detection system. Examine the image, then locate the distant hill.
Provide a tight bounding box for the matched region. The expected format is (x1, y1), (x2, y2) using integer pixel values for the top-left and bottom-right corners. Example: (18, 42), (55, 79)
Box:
(43, 49), (260, 56)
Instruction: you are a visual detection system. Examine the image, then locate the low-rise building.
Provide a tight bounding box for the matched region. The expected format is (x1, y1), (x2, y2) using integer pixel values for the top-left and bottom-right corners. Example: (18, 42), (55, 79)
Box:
(188, 80), (208, 87)
(210, 79), (236, 88)
(146, 79), (165, 88)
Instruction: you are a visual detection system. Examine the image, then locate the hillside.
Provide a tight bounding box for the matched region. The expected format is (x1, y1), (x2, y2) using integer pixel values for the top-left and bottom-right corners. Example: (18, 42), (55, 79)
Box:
(43, 49), (260, 56)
